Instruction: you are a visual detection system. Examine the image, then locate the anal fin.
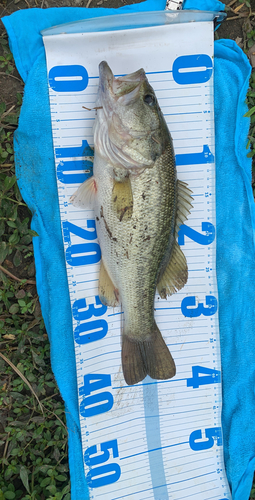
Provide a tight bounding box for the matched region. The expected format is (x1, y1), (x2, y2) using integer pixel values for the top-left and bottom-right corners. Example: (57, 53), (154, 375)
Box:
(157, 240), (188, 299)
(70, 176), (97, 209)
(112, 176), (133, 222)
(99, 260), (119, 307)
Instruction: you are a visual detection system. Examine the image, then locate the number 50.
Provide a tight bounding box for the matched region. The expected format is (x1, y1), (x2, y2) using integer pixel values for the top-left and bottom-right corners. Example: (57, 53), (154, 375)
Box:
(84, 439), (121, 488)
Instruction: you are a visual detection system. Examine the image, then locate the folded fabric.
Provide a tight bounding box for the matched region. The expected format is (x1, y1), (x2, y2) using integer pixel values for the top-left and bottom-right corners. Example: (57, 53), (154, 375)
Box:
(184, 0), (224, 10)
(2, 0), (255, 499)
(214, 39), (255, 499)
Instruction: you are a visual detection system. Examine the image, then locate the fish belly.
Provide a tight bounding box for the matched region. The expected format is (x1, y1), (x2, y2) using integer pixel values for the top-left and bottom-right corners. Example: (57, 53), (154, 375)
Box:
(94, 145), (176, 342)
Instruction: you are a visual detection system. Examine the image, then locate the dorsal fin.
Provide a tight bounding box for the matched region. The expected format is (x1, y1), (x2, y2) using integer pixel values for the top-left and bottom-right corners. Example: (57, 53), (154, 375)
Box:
(157, 240), (188, 299)
(157, 180), (193, 299)
(175, 179), (193, 238)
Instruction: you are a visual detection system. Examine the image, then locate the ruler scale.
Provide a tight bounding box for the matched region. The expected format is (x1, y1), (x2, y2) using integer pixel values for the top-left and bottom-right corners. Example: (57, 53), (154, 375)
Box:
(42, 10), (231, 500)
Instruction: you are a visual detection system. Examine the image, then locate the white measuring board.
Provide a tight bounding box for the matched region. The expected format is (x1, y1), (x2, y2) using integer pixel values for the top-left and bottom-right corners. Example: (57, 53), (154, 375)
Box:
(43, 14), (232, 500)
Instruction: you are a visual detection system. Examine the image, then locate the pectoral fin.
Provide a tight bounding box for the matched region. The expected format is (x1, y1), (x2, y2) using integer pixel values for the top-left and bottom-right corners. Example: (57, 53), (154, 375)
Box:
(99, 260), (119, 307)
(112, 176), (133, 222)
(70, 176), (97, 209)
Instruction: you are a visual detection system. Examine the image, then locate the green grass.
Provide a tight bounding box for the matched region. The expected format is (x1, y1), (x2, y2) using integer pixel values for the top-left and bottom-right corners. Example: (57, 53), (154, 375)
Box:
(243, 26), (255, 196)
(0, 165), (71, 499)
(0, 34), (71, 500)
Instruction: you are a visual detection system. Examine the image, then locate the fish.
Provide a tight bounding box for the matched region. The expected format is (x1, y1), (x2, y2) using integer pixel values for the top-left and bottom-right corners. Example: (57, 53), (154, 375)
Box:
(70, 61), (193, 386)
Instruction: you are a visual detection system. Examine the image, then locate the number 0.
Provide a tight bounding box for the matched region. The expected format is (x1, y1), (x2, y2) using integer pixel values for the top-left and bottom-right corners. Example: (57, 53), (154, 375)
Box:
(49, 65), (89, 92)
(173, 54), (213, 85)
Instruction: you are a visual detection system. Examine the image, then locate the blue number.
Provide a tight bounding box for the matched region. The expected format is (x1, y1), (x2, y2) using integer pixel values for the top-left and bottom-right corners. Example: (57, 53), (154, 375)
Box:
(57, 159), (93, 184)
(55, 140), (94, 159)
(63, 220), (97, 244)
(172, 54), (213, 85)
(85, 440), (119, 466)
(49, 65), (89, 92)
(79, 374), (113, 417)
(80, 392), (113, 417)
(187, 366), (221, 389)
(73, 296), (107, 322)
(79, 374), (111, 397)
(73, 297), (107, 345)
(74, 319), (108, 345)
(87, 464), (121, 488)
(178, 222), (215, 246)
(84, 440), (121, 488)
(176, 144), (214, 166)
(181, 296), (217, 318)
(64, 221), (100, 266)
(189, 427), (222, 451)
(66, 242), (101, 266)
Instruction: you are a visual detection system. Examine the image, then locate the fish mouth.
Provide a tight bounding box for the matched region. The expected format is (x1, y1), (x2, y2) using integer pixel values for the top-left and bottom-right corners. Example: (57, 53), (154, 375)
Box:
(98, 61), (146, 103)
(98, 61), (113, 97)
(95, 62), (155, 170)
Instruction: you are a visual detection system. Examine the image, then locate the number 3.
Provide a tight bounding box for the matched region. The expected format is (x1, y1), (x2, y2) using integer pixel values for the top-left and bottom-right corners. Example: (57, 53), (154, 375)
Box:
(181, 295), (217, 318)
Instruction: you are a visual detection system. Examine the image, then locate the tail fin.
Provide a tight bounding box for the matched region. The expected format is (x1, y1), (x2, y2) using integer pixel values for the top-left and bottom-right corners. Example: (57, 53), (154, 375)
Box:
(122, 323), (176, 385)
(122, 337), (147, 386)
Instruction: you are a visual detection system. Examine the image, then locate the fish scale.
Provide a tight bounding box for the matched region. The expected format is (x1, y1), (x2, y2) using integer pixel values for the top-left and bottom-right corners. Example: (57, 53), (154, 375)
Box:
(71, 62), (191, 385)
(94, 144), (176, 338)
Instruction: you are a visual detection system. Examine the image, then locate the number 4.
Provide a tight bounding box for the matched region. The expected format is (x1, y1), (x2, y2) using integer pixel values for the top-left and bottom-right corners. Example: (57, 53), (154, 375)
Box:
(79, 374), (111, 397)
(187, 366), (221, 389)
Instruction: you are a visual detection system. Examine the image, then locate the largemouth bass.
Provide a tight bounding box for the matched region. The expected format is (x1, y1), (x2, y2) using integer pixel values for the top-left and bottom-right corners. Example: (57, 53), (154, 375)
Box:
(71, 61), (193, 385)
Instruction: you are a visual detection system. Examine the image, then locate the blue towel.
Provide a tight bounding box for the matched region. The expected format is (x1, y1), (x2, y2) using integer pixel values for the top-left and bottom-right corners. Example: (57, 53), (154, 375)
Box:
(2, 0), (255, 499)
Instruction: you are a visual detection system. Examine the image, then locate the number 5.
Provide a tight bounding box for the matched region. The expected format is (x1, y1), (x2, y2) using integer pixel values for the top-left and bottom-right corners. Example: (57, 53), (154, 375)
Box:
(189, 427), (222, 451)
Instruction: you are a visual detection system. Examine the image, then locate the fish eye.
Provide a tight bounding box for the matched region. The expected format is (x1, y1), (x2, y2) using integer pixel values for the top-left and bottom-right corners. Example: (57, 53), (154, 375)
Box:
(144, 94), (156, 106)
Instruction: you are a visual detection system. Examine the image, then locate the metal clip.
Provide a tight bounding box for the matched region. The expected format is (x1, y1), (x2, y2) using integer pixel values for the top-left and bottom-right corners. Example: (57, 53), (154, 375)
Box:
(165, 0), (183, 10)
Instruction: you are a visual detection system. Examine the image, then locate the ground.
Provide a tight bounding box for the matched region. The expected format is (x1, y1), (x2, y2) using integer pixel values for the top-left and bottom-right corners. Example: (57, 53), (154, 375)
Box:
(0, 0), (255, 499)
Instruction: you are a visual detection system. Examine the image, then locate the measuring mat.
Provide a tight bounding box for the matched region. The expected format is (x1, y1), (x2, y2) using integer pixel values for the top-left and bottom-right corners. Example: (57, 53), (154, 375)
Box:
(42, 11), (231, 500)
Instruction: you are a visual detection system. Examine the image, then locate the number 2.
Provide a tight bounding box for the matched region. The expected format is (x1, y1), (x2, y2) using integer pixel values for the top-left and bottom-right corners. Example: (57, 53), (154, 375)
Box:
(178, 222), (215, 246)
